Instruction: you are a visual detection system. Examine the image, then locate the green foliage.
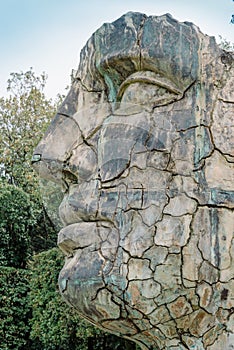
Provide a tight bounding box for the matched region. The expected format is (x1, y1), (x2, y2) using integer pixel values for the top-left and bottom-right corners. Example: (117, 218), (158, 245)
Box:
(0, 182), (38, 268)
(0, 68), (57, 194)
(0, 69), (63, 253)
(29, 248), (101, 349)
(0, 267), (30, 350)
(29, 248), (136, 350)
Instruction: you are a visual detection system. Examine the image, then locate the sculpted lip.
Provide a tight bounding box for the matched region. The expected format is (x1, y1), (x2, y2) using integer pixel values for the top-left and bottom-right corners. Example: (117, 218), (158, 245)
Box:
(58, 190), (99, 226)
(57, 222), (102, 256)
(59, 183), (119, 226)
(57, 219), (117, 258)
(58, 179), (102, 223)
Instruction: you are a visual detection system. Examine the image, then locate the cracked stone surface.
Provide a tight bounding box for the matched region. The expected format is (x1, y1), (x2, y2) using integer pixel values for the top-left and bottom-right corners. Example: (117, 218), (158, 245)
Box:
(33, 12), (234, 350)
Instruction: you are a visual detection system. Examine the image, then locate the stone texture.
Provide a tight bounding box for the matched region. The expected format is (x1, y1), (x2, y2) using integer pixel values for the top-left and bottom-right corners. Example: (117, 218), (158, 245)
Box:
(33, 12), (234, 350)
(204, 151), (234, 191)
(120, 215), (154, 257)
(194, 207), (234, 269)
(148, 305), (171, 325)
(182, 234), (203, 283)
(128, 258), (152, 280)
(155, 214), (191, 247)
(163, 194), (197, 216)
(167, 296), (193, 319)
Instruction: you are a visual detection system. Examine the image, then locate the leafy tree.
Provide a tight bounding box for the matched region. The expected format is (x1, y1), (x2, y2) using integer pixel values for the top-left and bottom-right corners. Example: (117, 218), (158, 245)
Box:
(0, 182), (38, 268)
(0, 68), (57, 193)
(0, 267), (30, 350)
(0, 69), (62, 253)
(29, 248), (90, 349)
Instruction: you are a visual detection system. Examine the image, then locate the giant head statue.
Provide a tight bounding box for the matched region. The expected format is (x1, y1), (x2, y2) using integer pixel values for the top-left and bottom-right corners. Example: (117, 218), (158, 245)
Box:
(32, 12), (234, 349)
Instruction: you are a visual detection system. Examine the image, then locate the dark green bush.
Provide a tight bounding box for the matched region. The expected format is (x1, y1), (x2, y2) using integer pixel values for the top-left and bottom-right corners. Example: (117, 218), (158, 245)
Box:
(0, 267), (30, 350)
(0, 182), (37, 268)
(29, 248), (103, 349)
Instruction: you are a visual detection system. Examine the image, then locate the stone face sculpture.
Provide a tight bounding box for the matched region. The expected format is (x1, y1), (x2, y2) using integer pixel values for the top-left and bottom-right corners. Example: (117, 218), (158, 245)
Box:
(32, 12), (234, 349)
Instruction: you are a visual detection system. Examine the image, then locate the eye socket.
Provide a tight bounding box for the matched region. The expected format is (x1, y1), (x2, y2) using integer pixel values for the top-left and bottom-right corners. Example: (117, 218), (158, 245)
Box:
(117, 71), (183, 109)
(120, 82), (175, 106)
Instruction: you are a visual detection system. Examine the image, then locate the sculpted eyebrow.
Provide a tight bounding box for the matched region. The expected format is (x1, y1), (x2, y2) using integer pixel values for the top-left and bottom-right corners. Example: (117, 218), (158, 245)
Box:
(117, 71), (182, 101)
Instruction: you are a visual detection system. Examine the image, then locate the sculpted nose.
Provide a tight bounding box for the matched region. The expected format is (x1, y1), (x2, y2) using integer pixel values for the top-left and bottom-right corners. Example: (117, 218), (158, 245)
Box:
(32, 81), (84, 183)
(32, 112), (81, 184)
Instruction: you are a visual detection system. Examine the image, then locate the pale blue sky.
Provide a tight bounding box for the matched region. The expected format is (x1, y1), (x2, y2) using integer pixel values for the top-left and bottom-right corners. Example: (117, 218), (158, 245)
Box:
(1, 0), (233, 98)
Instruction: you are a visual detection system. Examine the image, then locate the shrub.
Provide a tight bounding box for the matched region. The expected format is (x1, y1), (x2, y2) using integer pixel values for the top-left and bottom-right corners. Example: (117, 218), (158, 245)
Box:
(29, 248), (102, 349)
(0, 267), (30, 350)
(0, 183), (37, 268)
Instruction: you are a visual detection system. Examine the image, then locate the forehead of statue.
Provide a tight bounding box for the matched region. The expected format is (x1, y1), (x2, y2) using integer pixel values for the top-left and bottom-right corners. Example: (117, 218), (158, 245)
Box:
(76, 12), (202, 101)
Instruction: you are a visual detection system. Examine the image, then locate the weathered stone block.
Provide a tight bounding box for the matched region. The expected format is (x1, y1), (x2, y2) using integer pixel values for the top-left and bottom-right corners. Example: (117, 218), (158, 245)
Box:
(33, 11), (234, 350)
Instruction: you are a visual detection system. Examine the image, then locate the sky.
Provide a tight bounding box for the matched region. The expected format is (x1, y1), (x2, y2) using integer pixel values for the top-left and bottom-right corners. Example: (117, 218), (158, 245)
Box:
(1, 0), (234, 99)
